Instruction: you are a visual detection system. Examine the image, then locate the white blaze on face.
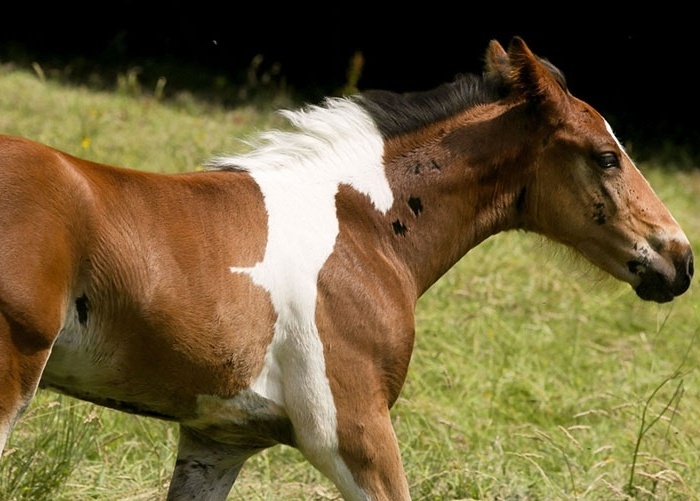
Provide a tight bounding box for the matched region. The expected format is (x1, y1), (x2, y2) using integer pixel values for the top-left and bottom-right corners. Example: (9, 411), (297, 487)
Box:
(603, 117), (687, 234)
(221, 98), (393, 482)
(604, 119), (633, 165)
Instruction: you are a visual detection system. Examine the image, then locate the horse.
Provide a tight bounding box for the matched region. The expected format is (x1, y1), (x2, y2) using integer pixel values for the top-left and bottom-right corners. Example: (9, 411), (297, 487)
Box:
(0, 36), (693, 500)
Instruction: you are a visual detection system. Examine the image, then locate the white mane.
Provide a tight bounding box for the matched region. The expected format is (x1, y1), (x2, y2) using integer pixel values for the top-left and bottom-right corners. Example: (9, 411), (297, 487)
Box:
(210, 97), (376, 173)
(209, 96), (394, 214)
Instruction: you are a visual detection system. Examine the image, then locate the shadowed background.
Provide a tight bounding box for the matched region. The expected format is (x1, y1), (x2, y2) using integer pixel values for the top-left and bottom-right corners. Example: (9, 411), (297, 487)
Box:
(1, 7), (696, 162)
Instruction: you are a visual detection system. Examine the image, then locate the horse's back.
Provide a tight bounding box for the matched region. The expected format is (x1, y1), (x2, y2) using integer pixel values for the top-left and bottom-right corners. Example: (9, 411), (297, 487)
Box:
(0, 135), (278, 419)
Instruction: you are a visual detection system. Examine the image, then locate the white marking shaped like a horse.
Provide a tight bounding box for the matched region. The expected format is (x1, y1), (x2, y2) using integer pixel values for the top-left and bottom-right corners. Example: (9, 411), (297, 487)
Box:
(220, 98), (393, 484)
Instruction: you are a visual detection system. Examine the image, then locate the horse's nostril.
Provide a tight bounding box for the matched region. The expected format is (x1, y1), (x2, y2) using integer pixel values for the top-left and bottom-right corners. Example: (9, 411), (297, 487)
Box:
(674, 249), (695, 295)
(687, 252), (694, 278)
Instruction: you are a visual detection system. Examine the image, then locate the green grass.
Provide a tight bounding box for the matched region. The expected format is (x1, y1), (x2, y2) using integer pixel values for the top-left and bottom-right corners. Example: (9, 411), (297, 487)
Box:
(1, 63), (699, 500)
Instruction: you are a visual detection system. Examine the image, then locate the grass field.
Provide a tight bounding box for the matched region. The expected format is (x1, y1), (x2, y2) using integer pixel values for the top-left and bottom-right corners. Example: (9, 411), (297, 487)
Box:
(0, 62), (699, 501)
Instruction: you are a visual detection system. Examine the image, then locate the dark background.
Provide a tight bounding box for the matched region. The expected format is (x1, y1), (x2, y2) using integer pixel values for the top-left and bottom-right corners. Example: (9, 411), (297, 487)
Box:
(1, 8), (697, 162)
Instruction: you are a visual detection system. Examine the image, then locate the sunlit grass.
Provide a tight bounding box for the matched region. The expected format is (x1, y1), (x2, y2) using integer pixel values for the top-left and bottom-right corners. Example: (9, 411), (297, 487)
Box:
(0, 65), (699, 500)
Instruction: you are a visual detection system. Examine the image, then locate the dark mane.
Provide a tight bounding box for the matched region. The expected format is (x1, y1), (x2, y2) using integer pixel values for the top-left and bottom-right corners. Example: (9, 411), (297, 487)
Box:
(539, 57), (567, 90)
(355, 55), (567, 139)
(355, 72), (508, 138)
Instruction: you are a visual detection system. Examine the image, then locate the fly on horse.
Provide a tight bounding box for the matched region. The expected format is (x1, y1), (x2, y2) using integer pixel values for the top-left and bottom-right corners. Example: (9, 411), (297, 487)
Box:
(0, 37), (693, 500)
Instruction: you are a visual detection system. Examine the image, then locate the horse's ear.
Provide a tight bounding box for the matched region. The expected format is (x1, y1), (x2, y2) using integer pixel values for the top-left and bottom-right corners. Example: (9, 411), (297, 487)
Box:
(484, 39), (510, 81)
(506, 37), (567, 110)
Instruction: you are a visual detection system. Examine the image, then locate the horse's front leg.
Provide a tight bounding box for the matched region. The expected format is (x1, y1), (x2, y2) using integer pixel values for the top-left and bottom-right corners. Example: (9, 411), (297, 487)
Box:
(296, 387), (411, 500)
(335, 407), (410, 501)
(166, 426), (255, 501)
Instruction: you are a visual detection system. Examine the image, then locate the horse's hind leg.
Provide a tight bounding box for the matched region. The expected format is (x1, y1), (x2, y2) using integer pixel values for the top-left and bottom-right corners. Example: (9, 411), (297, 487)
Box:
(0, 248), (68, 454)
(0, 310), (56, 453)
(166, 426), (254, 501)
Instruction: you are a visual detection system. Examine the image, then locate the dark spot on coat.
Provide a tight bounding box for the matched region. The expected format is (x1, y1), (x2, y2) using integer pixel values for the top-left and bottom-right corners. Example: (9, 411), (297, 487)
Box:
(515, 187), (527, 214)
(76, 294), (89, 325)
(593, 203), (606, 225)
(408, 197), (423, 216)
(392, 220), (407, 236)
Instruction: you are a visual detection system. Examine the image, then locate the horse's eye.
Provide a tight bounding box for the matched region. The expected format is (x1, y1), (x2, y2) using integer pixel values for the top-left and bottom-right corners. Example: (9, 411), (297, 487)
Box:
(595, 152), (619, 169)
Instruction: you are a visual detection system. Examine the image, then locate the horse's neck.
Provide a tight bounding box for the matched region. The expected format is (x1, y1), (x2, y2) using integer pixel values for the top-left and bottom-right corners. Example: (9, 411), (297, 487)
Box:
(380, 108), (530, 295)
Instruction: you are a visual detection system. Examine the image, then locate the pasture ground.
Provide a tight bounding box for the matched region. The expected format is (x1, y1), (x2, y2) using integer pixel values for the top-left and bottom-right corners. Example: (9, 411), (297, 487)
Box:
(0, 63), (699, 500)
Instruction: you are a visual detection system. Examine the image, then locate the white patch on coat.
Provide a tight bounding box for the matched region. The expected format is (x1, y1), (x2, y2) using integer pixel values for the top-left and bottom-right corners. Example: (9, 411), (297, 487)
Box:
(213, 97), (392, 496)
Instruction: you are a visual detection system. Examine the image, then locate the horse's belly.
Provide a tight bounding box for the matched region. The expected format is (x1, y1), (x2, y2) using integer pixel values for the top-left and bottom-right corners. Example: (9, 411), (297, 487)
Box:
(40, 307), (207, 420)
(40, 306), (288, 435)
(40, 316), (174, 418)
(42, 321), (294, 445)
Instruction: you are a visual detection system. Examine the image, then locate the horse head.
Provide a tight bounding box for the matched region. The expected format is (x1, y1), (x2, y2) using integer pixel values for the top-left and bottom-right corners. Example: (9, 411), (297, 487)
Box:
(490, 37), (693, 302)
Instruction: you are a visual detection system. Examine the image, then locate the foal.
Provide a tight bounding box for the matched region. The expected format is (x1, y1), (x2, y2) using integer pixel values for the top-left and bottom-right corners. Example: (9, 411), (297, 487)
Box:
(0, 37), (693, 500)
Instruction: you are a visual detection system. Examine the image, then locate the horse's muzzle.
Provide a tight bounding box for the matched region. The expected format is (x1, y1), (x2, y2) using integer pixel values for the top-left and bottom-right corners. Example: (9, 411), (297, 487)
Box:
(634, 247), (694, 303)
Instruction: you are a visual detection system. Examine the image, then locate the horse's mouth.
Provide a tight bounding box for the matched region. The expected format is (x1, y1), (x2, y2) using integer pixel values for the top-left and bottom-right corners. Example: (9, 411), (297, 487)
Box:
(630, 250), (694, 303)
(634, 279), (680, 303)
